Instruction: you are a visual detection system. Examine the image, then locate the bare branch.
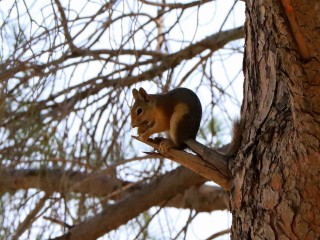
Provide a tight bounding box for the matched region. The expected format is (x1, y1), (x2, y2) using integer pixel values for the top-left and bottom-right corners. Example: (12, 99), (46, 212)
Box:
(205, 228), (230, 240)
(53, 0), (77, 52)
(0, 168), (126, 197)
(133, 136), (231, 190)
(0, 167), (228, 212)
(53, 166), (206, 239)
(13, 193), (50, 240)
(166, 185), (228, 212)
(40, 26), (244, 120)
(43, 216), (72, 229)
(139, 0), (214, 9)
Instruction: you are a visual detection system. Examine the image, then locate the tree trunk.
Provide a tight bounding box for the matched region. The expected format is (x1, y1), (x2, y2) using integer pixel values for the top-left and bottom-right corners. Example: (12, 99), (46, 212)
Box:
(230, 1), (320, 239)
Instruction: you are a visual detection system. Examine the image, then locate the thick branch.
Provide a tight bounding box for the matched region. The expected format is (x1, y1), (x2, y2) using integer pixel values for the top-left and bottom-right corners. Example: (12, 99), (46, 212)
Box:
(53, 166), (206, 240)
(0, 168), (227, 212)
(166, 185), (228, 212)
(0, 168), (125, 197)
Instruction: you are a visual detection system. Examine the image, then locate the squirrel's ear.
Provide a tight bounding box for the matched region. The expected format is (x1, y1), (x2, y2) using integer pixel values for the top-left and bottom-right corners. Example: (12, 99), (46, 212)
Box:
(139, 87), (150, 102)
(132, 88), (139, 99)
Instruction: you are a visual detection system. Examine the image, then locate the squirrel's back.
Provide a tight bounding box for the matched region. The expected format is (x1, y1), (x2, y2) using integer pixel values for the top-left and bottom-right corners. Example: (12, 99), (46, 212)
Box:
(162, 88), (202, 146)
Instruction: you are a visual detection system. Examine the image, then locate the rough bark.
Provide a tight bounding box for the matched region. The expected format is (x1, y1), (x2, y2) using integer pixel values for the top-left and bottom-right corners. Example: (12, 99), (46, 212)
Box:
(230, 0), (320, 239)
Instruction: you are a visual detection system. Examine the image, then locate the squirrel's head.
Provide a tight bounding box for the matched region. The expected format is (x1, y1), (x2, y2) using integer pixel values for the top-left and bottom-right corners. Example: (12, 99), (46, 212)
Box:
(130, 87), (155, 131)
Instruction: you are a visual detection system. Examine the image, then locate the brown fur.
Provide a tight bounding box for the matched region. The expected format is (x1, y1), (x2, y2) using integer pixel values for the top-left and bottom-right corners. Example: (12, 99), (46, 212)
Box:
(131, 87), (202, 149)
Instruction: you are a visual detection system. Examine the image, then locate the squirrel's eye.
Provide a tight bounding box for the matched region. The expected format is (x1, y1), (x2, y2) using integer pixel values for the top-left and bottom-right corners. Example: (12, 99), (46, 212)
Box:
(136, 107), (143, 115)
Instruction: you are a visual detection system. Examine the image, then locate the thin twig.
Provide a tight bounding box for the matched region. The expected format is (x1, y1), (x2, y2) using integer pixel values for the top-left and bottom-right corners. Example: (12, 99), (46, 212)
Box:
(206, 228), (231, 240)
(43, 216), (73, 229)
(13, 193), (50, 240)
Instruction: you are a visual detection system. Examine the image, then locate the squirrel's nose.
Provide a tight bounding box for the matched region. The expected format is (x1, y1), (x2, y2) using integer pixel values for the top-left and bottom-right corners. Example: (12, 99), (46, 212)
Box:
(131, 122), (137, 128)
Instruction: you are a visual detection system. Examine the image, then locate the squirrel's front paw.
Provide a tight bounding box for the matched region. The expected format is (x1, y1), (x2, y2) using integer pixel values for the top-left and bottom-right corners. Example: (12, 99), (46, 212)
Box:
(138, 133), (150, 142)
(159, 139), (175, 153)
(137, 122), (152, 135)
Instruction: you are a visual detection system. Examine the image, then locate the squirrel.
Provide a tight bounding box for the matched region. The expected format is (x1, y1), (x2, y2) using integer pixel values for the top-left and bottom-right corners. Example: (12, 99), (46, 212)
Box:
(131, 87), (202, 151)
(131, 87), (242, 156)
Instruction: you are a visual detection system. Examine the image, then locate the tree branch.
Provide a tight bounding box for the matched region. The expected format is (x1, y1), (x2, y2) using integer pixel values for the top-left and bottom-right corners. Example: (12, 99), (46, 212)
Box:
(0, 167), (228, 212)
(133, 137), (231, 190)
(139, 0), (214, 9)
(0, 168), (126, 197)
(13, 193), (50, 240)
(54, 0), (77, 52)
(42, 26), (244, 119)
(53, 166), (206, 240)
(205, 228), (230, 240)
(166, 185), (228, 212)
